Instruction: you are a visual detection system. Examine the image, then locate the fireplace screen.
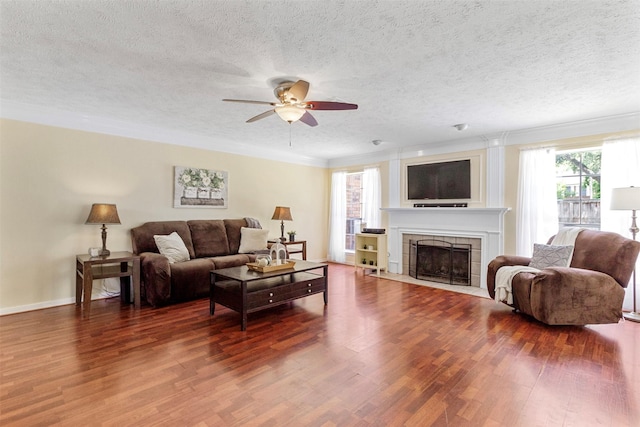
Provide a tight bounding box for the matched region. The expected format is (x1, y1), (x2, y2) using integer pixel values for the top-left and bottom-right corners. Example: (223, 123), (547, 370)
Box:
(409, 239), (471, 285)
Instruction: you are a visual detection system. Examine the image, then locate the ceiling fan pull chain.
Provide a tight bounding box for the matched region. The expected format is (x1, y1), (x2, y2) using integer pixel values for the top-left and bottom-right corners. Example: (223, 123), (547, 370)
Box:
(289, 123), (292, 147)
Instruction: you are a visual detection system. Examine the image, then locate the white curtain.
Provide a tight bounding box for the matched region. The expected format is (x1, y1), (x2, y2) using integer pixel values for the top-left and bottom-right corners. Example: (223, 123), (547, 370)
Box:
(601, 137), (640, 234)
(361, 167), (381, 228)
(516, 147), (559, 256)
(601, 137), (640, 310)
(328, 170), (347, 262)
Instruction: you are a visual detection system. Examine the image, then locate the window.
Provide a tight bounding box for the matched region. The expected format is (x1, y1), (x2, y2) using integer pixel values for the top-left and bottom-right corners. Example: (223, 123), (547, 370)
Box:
(345, 172), (363, 251)
(556, 149), (601, 229)
(329, 167), (380, 262)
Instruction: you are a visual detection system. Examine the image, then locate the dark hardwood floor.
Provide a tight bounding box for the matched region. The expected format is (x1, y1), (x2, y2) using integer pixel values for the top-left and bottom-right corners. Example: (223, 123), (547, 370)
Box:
(1, 263), (638, 426)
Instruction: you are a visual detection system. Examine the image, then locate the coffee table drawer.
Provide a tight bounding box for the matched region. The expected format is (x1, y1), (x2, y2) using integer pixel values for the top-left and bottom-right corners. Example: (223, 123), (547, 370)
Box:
(291, 276), (326, 294)
(246, 276), (325, 310)
(247, 285), (292, 309)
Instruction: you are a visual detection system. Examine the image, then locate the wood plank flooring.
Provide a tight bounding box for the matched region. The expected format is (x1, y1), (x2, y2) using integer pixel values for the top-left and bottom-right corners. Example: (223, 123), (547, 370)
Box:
(1, 263), (638, 426)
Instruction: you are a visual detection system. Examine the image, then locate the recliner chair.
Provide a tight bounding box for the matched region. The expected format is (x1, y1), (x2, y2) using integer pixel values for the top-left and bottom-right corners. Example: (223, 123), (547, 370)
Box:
(487, 229), (640, 325)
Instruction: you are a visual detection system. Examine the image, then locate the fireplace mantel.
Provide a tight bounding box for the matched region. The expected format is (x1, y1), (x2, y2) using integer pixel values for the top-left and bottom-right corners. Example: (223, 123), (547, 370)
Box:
(381, 207), (511, 289)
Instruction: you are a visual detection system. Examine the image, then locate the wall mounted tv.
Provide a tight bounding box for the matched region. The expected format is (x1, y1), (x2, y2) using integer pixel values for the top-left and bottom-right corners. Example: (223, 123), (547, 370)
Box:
(407, 159), (471, 200)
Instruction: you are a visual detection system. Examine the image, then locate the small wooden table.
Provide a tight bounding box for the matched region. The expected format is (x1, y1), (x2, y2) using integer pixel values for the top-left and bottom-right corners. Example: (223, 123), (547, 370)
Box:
(268, 239), (307, 260)
(75, 251), (141, 315)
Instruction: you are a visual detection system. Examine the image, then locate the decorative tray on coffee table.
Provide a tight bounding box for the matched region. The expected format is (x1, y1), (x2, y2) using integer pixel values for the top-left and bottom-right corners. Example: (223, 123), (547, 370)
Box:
(246, 260), (296, 273)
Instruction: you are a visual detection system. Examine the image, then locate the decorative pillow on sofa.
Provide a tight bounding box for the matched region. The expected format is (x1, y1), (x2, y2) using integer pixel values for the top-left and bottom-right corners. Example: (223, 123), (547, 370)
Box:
(154, 231), (191, 263)
(238, 227), (269, 253)
(529, 244), (574, 269)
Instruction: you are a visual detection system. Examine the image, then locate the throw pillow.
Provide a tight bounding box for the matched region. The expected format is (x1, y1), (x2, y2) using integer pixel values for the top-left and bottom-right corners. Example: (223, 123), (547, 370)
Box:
(528, 244), (574, 269)
(244, 217), (262, 229)
(238, 227), (269, 253)
(154, 232), (191, 263)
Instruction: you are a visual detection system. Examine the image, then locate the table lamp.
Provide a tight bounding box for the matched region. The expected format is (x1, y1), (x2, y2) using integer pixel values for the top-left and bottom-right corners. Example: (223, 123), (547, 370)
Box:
(611, 186), (640, 322)
(271, 206), (292, 243)
(85, 203), (121, 256)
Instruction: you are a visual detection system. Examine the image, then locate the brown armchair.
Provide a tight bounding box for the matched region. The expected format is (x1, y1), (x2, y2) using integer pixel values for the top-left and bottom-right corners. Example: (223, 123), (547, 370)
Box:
(487, 229), (640, 325)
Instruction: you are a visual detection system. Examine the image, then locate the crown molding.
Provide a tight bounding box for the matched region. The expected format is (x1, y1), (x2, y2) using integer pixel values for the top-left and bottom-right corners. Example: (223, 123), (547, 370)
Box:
(502, 112), (640, 146)
(3, 100), (637, 169)
(0, 101), (329, 168)
(326, 148), (399, 169)
(329, 112), (640, 167)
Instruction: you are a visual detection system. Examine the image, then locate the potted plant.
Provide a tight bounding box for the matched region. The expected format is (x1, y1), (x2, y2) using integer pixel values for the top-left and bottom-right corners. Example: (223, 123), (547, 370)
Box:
(287, 231), (297, 242)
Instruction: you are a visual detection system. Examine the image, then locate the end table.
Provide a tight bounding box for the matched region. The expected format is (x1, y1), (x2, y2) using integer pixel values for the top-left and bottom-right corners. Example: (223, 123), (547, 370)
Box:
(75, 251), (141, 315)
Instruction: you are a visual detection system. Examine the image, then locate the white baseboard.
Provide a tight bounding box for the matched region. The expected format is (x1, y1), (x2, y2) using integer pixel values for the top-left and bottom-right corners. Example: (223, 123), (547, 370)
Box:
(0, 297), (76, 316)
(0, 294), (119, 316)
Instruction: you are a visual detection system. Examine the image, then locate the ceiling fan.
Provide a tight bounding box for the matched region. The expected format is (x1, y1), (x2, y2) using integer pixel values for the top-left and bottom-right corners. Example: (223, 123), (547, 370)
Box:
(223, 80), (357, 127)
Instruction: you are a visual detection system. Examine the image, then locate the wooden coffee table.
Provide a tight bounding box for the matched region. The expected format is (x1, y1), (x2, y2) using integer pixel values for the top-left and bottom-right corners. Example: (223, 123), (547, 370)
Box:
(210, 260), (328, 330)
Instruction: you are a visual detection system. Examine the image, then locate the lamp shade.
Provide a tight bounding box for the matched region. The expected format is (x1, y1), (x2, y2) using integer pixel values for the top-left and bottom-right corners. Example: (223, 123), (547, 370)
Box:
(275, 105), (305, 123)
(85, 203), (121, 224)
(271, 206), (293, 221)
(610, 187), (640, 211)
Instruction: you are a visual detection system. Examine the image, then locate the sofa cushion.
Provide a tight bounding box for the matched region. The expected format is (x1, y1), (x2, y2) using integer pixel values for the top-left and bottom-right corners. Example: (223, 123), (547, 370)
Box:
(238, 227), (269, 253)
(212, 254), (251, 269)
(154, 232), (191, 264)
(530, 267), (625, 325)
(224, 219), (249, 254)
(170, 258), (215, 302)
(187, 220), (230, 258)
(131, 221), (196, 259)
(528, 244), (573, 269)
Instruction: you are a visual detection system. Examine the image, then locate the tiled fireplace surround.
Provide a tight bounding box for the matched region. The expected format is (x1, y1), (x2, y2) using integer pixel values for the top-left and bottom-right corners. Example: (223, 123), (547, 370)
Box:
(402, 234), (481, 287)
(382, 208), (510, 290)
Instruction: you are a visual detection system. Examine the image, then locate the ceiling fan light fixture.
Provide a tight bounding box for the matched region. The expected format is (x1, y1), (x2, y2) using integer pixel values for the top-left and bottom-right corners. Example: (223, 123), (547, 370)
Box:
(275, 105), (305, 123)
(224, 79), (356, 126)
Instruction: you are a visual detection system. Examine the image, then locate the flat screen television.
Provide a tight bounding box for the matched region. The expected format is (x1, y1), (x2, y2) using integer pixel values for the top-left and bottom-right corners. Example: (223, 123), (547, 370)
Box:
(407, 160), (471, 200)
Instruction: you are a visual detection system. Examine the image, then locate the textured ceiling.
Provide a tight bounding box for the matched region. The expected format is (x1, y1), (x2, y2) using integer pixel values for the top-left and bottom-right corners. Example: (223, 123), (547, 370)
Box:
(2, 0), (639, 164)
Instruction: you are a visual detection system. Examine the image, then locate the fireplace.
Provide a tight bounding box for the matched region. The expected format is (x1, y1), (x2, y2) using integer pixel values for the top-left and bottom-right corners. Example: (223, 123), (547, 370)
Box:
(409, 239), (471, 285)
(382, 207), (510, 290)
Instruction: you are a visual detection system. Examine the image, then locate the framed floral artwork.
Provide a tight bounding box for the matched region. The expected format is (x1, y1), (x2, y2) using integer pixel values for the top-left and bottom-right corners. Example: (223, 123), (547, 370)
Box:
(174, 166), (228, 208)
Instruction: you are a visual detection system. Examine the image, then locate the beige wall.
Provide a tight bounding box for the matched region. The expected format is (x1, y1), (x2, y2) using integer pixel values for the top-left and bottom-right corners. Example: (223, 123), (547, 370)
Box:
(0, 119), (329, 312)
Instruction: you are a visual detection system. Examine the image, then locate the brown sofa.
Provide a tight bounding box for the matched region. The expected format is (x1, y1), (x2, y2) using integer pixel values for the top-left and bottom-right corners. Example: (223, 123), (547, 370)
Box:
(487, 229), (640, 325)
(131, 219), (261, 306)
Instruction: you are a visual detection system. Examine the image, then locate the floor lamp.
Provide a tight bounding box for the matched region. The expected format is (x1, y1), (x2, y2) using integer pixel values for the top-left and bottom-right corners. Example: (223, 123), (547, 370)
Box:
(611, 186), (640, 322)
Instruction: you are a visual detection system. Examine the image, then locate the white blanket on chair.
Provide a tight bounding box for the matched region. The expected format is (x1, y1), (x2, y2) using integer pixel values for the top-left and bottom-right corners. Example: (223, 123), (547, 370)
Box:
(495, 266), (540, 304)
(494, 227), (584, 304)
(549, 226), (583, 260)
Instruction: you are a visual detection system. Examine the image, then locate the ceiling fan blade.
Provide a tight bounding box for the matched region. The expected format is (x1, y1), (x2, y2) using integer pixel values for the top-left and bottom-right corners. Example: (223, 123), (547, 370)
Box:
(305, 101), (358, 110)
(246, 110), (276, 123)
(299, 111), (318, 127)
(288, 80), (310, 102)
(223, 99), (277, 106)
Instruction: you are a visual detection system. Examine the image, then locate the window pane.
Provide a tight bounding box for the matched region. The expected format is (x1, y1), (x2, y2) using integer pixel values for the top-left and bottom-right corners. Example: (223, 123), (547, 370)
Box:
(345, 173), (362, 251)
(580, 200), (600, 225)
(556, 150), (601, 229)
